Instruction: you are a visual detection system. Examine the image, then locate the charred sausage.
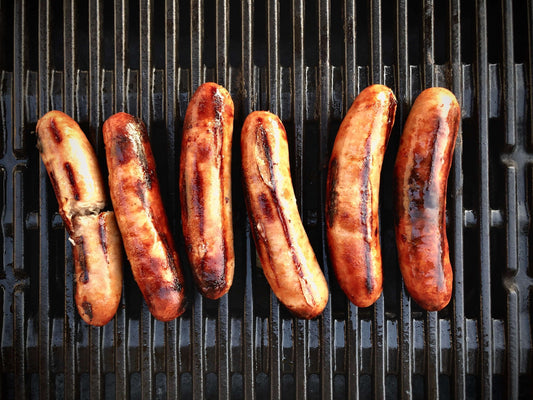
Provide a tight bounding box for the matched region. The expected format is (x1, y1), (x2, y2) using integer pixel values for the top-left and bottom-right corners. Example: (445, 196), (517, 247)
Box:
(326, 84), (397, 307)
(103, 112), (186, 321)
(394, 87), (460, 311)
(36, 110), (123, 326)
(241, 111), (329, 319)
(180, 83), (234, 299)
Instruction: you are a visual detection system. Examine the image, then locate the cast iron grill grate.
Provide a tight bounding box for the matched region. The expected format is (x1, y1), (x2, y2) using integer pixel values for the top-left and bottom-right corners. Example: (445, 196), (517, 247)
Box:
(0, 0), (532, 398)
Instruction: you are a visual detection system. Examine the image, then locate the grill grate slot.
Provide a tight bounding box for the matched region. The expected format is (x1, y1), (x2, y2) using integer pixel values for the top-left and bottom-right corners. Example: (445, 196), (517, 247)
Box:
(1, 0), (533, 398)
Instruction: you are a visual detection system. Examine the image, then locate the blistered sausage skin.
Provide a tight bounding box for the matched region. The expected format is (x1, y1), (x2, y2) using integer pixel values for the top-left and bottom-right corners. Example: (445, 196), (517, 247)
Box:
(180, 83), (234, 299)
(36, 110), (123, 326)
(241, 111), (328, 319)
(326, 84), (397, 308)
(103, 112), (186, 321)
(394, 87), (460, 311)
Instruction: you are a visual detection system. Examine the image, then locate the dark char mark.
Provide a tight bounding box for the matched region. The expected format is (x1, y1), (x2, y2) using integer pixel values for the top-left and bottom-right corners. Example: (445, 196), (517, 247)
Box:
(50, 119), (62, 143)
(98, 213), (109, 264)
(191, 160), (205, 237)
(256, 123), (311, 296)
(64, 162), (80, 201)
(75, 235), (89, 284)
(48, 171), (60, 199)
(82, 301), (93, 321)
(360, 137), (374, 294)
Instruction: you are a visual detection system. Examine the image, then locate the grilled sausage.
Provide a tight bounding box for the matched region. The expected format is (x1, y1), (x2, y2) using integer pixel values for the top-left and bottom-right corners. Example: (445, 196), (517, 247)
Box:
(36, 110), (123, 326)
(326, 84), (397, 308)
(180, 83), (234, 299)
(103, 112), (186, 321)
(394, 87), (460, 311)
(241, 111), (328, 319)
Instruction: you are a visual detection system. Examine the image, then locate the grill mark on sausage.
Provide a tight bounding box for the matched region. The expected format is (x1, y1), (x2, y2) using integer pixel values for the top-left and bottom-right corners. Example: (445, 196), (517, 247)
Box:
(326, 158), (339, 227)
(64, 162), (80, 201)
(256, 123), (315, 306)
(75, 235), (89, 284)
(213, 88), (229, 280)
(50, 119), (62, 143)
(360, 137), (374, 294)
(98, 213), (109, 264)
(82, 301), (93, 321)
(191, 160), (205, 237)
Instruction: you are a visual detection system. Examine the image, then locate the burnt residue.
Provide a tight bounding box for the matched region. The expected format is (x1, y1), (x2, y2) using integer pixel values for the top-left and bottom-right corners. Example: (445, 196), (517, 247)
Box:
(50, 119), (62, 143)
(64, 162), (80, 201)
(360, 138), (375, 295)
(82, 301), (93, 321)
(75, 235), (89, 284)
(98, 213), (109, 264)
(326, 158), (339, 227)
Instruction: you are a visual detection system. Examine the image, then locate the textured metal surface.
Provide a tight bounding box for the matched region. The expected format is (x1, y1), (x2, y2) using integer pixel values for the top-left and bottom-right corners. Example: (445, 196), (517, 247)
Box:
(1, 0), (533, 398)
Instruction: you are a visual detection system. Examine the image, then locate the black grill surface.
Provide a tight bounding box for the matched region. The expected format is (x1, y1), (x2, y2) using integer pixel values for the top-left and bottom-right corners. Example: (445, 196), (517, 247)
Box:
(1, 0), (532, 398)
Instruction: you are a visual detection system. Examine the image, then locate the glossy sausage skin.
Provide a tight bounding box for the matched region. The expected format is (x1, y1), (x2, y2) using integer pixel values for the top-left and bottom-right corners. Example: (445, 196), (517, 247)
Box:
(180, 83), (234, 299)
(394, 87), (460, 311)
(36, 110), (123, 326)
(241, 111), (329, 319)
(326, 84), (397, 308)
(103, 112), (186, 321)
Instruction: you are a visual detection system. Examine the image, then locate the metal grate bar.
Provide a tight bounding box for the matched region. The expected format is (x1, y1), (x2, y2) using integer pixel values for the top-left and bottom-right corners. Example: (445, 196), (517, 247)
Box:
(370, 1), (386, 399)
(292, 0), (308, 398)
(396, 1), (414, 399)
(475, 0), (493, 398)
(449, 0), (466, 398)
(421, 2), (441, 399)
(88, 1), (104, 395)
(241, 1), (255, 398)
(215, 2), (230, 398)
(500, 1), (520, 399)
(113, 1), (128, 399)
(139, 1), (154, 398)
(38, 0), (51, 398)
(62, 1), (77, 398)
(164, 0), (179, 398)
(343, 3), (359, 398)
(266, 0), (282, 398)
(190, 1), (205, 399)
(318, 0), (333, 398)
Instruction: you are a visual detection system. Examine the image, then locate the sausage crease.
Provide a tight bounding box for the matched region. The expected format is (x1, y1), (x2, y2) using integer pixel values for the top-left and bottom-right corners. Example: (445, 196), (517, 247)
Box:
(180, 83), (234, 299)
(103, 112), (186, 321)
(36, 110), (123, 326)
(326, 84), (397, 307)
(394, 87), (460, 311)
(241, 111), (329, 319)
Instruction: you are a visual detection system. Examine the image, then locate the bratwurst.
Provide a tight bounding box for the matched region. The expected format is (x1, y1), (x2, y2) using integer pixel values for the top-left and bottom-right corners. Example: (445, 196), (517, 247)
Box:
(394, 87), (460, 311)
(241, 111), (328, 319)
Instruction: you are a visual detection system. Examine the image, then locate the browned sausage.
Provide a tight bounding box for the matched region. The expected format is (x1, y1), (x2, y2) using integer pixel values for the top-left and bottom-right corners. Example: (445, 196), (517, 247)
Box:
(180, 83), (234, 299)
(36, 110), (123, 326)
(394, 87), (460, 311)
(241, 111), (329, 319)
(103, 112), (186, 321)
(326, 84), (397, 308)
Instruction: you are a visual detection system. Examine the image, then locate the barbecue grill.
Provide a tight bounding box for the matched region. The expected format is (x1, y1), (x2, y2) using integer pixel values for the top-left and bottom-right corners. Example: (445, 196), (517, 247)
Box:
(1, 0), (532, 398)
